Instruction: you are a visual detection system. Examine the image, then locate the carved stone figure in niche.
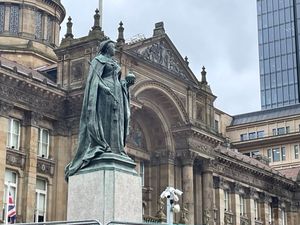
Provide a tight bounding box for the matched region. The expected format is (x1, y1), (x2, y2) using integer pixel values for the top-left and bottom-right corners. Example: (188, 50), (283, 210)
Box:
(196, 104), (204, 121)
(71, 60), (84, 82)
(179, 204), (189, 224)
(203, 209), (211, 225)
(127, 120), (145, 149)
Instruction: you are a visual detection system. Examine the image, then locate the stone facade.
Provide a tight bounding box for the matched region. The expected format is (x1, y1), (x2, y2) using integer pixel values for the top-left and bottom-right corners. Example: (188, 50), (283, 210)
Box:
(0, 1), (300, 225)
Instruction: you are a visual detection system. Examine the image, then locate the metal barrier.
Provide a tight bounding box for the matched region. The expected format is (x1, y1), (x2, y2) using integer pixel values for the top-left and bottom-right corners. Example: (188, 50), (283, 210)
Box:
(6, 219), (102, 225)
(107, 221), (166, 225)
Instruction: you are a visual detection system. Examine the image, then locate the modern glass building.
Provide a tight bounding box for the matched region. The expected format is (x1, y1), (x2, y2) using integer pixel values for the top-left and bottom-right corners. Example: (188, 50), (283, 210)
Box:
(257, 0), (300, 109)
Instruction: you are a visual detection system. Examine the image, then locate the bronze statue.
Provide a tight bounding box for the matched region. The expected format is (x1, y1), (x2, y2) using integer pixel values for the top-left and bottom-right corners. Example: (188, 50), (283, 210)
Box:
(65, 39), (135, 179)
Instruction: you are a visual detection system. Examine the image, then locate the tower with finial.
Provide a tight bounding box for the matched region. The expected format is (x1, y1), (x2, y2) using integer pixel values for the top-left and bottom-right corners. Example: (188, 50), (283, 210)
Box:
(65, 17), (74, 39)
(201, 66), (208, 85)
(116, 21), (125, 48)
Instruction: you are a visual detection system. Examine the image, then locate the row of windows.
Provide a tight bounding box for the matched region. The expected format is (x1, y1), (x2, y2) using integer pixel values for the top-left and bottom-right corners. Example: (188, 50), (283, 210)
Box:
(260, 54), (296, 75)
(240, 131), (264, 141)
(239, 125), (300, 142)
(2, 170), (47, 223)
(260, 69), (297, 88)
(0, 4), (54, 42)
(261, 85), (298, 107)
(223, 189), (286, 224)
(258, 0), (292, 15)
(259, 39), (295, 60)
(258, 8), (294, 30)
(7, 118), (50, 158)
(244, 144), (300, 162)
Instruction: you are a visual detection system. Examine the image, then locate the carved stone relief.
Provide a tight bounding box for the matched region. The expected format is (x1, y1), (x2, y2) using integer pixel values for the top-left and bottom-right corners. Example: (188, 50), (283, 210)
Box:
(134, 40), (187, 79)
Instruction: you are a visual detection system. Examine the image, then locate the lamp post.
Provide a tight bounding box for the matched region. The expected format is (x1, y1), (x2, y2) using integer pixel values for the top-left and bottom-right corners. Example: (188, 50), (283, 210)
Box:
(160, 187), (183, 225)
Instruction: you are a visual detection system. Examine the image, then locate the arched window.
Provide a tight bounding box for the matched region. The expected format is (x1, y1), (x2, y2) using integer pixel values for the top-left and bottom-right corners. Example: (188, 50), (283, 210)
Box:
(0, 5), (5, 33)
(35, 11), (42, 39)
(9, 5), (19, 35)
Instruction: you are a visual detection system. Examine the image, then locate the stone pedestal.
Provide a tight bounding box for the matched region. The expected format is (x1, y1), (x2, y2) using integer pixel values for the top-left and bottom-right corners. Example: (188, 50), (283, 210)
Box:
(67, 153), (143, 225)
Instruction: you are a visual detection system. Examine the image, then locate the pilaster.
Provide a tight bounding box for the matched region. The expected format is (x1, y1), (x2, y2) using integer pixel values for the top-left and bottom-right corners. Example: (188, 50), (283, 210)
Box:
(259, 192), (272, 225)
(180, 150), (196, 225)
(22, 112), (39, 222)
(230, 182), (242, 225)
(202, 159), (214, 225)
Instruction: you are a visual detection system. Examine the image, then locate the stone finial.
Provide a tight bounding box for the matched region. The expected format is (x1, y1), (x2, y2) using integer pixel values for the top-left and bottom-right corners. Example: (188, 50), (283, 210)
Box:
(92, 9), (101, 31)
(116, 21), (125, 47)
(153, 22), (165, 37)
(65, 16), (74, 39)
(184, 56), (189, 65)
(201, 66), (207, 85)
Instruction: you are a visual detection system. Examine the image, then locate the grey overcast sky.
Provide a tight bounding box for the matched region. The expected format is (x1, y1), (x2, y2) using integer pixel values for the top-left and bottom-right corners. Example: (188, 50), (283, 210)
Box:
(60, 0), (260, 116)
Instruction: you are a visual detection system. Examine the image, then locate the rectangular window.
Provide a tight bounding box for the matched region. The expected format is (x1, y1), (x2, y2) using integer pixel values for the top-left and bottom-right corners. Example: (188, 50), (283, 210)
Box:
(286, 126), (290, 134)
(268, 204), (272, 224)
(224, 190), (230, 211)
(295, 145), (299, 159)
(251, 150), (260, 157)
(140, 161), (144, 187)
(267, 149), (272, 162)
(281, 146), (286, 161)
(214, 120), (219, 133)
(272, 148), (280, 162)
(2, 170), (17, 223)
(248, 132), (257, 140)
(272, 128), (277, 136)
(35, 179), (47, 222)
(7, 119), (20, 150)
(277, 127), (285, 135)
(38, 128), (49, 158)
(9, 5), (19, 34)
(254, 199), (259, 220)
(240, 195), (246, 216)
(282, 209), (286, 225)
(240, 133), (248, 141)
(257, 130), (264, 138)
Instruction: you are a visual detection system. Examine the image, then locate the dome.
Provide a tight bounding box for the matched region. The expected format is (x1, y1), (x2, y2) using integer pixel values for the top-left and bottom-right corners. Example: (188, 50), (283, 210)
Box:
(0, 0), (65, 68)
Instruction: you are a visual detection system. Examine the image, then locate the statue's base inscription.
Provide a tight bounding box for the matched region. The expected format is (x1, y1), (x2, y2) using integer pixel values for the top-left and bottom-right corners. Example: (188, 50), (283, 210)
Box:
(67, 153), (142, 224)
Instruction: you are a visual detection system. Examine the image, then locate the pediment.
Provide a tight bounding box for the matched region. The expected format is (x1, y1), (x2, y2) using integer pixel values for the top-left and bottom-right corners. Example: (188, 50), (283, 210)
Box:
(126, 35), (198, 84)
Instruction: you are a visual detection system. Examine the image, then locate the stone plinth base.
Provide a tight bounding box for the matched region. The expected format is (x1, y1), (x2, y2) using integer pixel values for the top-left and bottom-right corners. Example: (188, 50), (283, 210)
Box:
(67, 153), (142, 225)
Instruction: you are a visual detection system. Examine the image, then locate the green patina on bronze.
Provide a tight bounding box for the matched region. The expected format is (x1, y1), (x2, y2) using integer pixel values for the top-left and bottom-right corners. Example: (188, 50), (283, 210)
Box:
(65, 40), (135, 179)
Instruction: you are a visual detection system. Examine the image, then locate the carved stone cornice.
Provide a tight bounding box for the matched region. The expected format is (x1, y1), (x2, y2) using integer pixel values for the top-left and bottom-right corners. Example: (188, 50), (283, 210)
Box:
(0, 100), (13, 117)
(258, 192), (272, 204)
(229, 182), (242, 194)
(151, 150), (175, 165)
(6, 148), (26, 169)
(22, 111), (43, 127)
(0, 76), (66, 119)
(245, 187), (258, 199)
(37, 157), (55, 177)
(213, 176), (225, 189)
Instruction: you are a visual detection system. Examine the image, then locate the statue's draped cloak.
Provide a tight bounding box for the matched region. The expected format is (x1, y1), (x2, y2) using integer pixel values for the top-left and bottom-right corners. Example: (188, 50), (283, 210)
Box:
(65, 55), (130, 178)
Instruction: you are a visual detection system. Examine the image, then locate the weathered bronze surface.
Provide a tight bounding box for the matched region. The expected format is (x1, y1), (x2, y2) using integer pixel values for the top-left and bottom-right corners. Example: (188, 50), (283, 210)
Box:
(65, 40), (135, 178)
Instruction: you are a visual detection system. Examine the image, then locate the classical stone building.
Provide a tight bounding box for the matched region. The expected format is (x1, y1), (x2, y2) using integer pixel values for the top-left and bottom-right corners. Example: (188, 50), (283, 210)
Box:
(0, 1), (300, 225)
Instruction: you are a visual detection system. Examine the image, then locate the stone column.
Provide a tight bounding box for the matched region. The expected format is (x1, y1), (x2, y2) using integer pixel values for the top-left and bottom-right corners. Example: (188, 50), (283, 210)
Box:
(159, 150), (175, 191)
(181, 151), (196, 225)
(230, 182), (241, 225)
(213, 176), (224, 225)
(202, 159), (214, 225)
(22, 111), (40, 221)
(246, 188), (257, 225)
(194, 166), (202, 225)
(259, 192), (272, 225)
(0, 101), (13, 220)
(287, 202), (299, 225)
